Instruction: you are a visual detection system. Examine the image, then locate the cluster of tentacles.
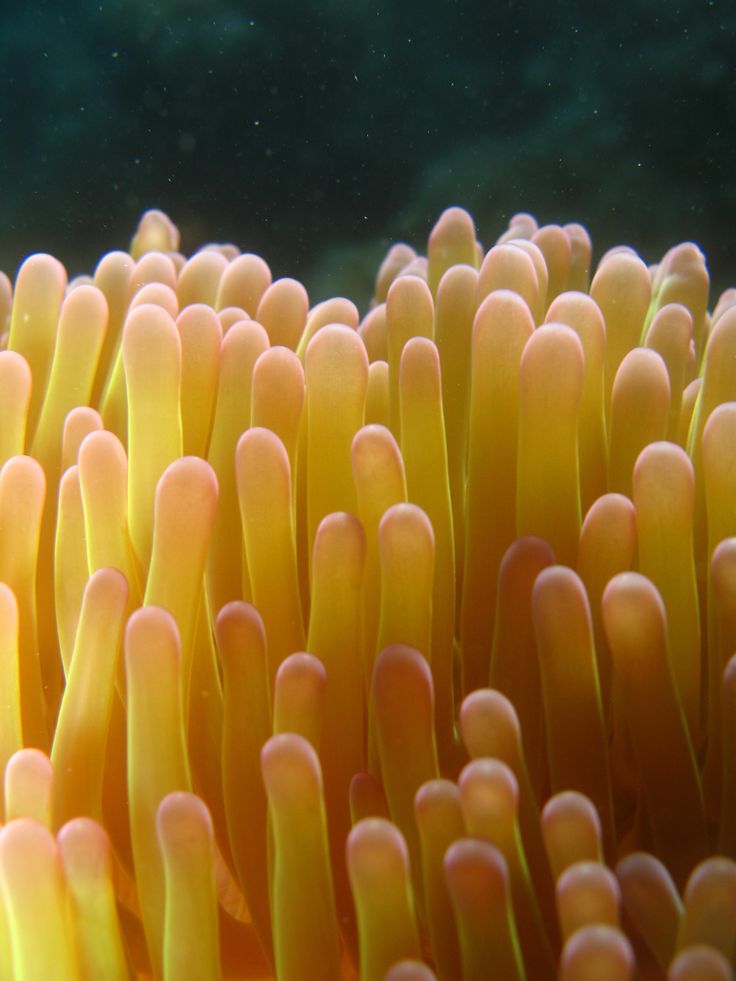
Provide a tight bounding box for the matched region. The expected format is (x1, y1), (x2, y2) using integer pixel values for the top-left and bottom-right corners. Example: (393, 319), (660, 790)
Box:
(0, 206), (733, 979)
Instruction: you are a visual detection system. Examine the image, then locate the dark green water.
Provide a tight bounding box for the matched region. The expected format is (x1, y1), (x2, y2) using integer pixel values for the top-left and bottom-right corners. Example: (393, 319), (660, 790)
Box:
(0, 0), (733, 303)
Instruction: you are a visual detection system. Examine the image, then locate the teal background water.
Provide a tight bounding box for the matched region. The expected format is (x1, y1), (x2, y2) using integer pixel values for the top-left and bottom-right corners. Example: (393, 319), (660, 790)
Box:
(0, 0), (733, 303)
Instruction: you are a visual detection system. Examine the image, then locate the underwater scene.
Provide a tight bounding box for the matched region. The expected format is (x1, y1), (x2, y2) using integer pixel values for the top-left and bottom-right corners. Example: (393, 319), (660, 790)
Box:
(0, 0), (735, 979)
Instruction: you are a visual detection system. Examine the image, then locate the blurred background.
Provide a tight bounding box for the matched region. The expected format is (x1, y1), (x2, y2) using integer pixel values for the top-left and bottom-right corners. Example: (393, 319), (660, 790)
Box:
(0, 0), (733, 306)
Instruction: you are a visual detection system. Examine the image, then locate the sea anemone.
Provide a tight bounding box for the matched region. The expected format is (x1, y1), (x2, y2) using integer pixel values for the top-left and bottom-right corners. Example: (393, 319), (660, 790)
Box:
(0, 204), (734, 979)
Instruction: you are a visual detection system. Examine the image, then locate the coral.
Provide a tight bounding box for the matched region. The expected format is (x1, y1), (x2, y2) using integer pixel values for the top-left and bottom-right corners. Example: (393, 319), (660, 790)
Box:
(0, 205), (734, 979)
